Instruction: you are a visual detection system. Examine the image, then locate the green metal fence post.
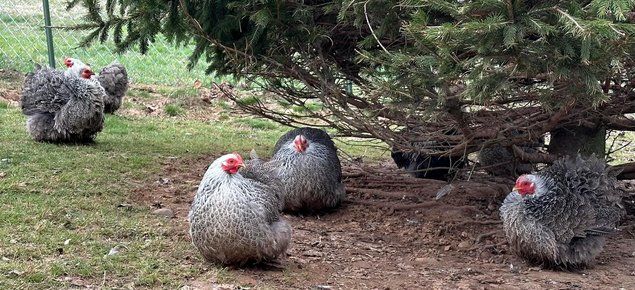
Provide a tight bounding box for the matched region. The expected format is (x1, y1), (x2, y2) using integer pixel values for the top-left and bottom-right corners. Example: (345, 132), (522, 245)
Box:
(42, 0), (55, 68)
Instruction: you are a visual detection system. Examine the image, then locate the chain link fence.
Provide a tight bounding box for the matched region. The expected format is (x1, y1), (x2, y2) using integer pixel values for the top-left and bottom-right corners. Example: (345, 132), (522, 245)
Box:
(0, 0), (210, 87)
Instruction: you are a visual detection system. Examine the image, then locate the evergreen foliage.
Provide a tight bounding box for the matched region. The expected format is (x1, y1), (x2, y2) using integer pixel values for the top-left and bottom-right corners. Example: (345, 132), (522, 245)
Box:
(67, 0), (635, 168)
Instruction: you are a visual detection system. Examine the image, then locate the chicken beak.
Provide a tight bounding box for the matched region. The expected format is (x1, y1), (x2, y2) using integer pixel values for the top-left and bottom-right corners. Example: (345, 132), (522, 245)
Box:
(512, 186), (518, 192)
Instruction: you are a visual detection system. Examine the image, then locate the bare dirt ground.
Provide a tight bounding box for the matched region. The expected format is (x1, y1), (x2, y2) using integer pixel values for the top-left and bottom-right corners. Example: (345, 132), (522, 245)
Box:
(135, 156), (635, 290)
(0, 69), (22, 105)
(118, 82), (242, 121)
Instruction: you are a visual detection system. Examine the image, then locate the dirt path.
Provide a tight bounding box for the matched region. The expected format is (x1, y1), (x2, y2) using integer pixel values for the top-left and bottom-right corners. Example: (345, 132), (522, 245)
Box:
(133, 156), (635, 290)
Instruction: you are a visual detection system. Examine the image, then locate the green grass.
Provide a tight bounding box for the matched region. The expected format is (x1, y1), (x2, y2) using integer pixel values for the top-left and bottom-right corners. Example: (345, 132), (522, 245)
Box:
(164, 103), (184, 117)
(0, 103), (386, 289)
(0, 0), (232, 87)
(126, 89), (154, 100)
(0, 106), (285, 289)
(238, 118), (280, 130)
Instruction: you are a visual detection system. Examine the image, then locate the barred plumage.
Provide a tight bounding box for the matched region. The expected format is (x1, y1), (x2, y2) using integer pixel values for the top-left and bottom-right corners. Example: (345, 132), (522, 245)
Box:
(271, 127), (345, 212)
(65, 57), (128, 114)
(20, 65), (105, 143)
(188, 153), (291, 266)
(500, 155), (625, 269)
(97, 63), (128, 113)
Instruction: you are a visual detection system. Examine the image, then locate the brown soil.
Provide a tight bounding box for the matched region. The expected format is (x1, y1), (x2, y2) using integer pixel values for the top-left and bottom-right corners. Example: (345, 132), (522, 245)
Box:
(0, 69), (23, 106)
(118, 82), (247, 121)
(133, 156), (635, 290)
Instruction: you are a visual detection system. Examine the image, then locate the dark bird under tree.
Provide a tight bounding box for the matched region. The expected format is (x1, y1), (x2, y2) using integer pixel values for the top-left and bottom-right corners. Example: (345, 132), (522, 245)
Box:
(479, 136), (545, 178)
(188, 153), (291, 266)
(20, 64), (105, 143)
(271, 127), (345, 212)
(500, 155), (625, 269)
(65, 57), (128, 114)
(391, 128), (467, 181)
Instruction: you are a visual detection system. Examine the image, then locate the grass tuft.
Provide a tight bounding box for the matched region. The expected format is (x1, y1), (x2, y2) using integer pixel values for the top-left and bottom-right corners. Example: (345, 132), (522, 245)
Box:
(164, 104), (184, 116)
(239, 118), (279, 130)
(236, 95), (259, 106)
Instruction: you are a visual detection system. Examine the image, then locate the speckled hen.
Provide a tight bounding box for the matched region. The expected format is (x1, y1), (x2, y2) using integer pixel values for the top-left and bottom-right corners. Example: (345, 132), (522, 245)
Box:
(188, 153), (291, 265)
(500, 155), (625, 269)
(271, 127), (345, 212)
(20, 64), (105, 143)
(64, 57), (128, 114)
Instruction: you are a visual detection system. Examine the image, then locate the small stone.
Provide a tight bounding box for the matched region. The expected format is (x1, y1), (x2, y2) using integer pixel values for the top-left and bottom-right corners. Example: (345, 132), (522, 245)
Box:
(8, 270), (24, 276)
(105, 245), (127, 257)
(444, 245), (452, 251)
(153, 208), (174, 218)
(292, 257), (308, 264)
(156, 177), (172, 186)
(303, 250), (324, 257)
(193, 79), (202, 89)
(458, 241), (471, 248)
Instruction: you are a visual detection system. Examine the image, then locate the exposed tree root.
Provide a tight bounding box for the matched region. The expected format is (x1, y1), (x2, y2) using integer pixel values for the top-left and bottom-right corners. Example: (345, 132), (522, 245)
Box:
(469, 241), (508, 253)
(341, 172), (366, 178)
(346, 199), (439, 211)
(614, 162), (635, 180)
(346, 187), (418, 200)
(474, 229), (503, 244)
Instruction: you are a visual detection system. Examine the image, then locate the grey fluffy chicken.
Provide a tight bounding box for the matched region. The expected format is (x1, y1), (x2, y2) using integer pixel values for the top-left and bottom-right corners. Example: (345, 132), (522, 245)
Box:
(65, 57), (128, 114)
(500, 155), (625, 269)
(271, 127), (345, 212)
(479, 140), (543, 178)
(20, 64), (105, 143)
(188, 153), (291, 266)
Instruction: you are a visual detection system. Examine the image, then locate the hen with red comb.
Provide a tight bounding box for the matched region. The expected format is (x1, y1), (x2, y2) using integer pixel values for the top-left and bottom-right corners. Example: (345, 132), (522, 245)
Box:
(20, 64), (105, 143)
(270, 127), (345, 212)
(65, 57), (128, 114)
(500, 155), (625, 269)
(188, 153), (291, 265)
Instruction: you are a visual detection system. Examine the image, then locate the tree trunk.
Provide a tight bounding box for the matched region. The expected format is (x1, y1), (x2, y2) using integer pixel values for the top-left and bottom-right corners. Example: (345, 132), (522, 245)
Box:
(548, 125), (606, 158)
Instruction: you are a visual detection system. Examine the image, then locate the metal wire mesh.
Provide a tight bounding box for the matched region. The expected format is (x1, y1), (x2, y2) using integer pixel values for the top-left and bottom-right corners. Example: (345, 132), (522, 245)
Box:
(0, 0), (209, 86)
